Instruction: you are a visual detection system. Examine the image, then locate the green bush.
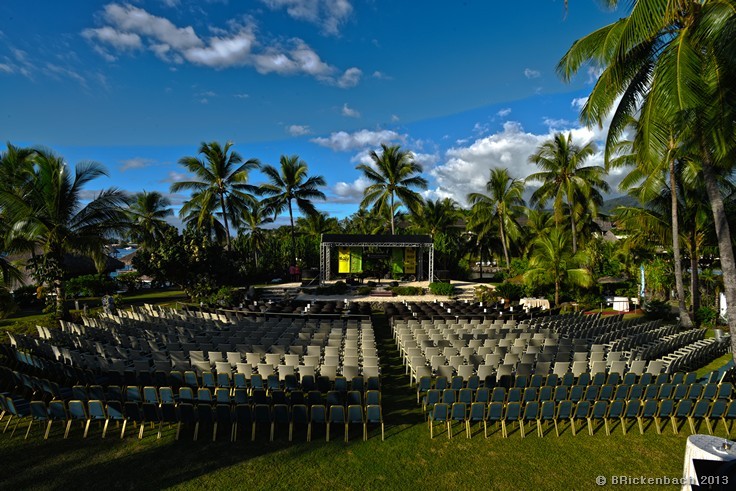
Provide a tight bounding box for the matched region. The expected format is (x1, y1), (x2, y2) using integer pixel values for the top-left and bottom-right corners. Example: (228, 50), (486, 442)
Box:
(643, 300), (674, 320)
(474, 285), (498, 304)
(696, 306), (718, 327)
(116, 271), (142, 293)
(429, 282), (454, 296)
(495, 282), (525, 301)
(0, 288), (18, 319)
(66, 274), (115, 297)
(357, 286), (374, 295)
(315, 281), (349, 295)
(12, 285), (42, 308)
(391, 286), (424, 296)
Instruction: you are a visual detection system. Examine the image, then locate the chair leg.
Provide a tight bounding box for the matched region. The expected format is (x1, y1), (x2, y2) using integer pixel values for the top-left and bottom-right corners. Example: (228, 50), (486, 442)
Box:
(484, 421), (488, 438)
(251, 422), (256, 442)
(654, 417), (661, 434)
(327, 423), (330, 442)
(381, 422), (384, 441)
(554, 420), (559, 437)
(213, 422), (218, 442)
(64, 419), (72, 439)
(45, 420), (53, 440)
(308, 422), (312, 442)
(176, 422), (182, 440)
(3, 415), (13, 434)
(139, 423), (146, 440)
(671, 417), (678, 435)
(289, 422), (294, 442)
(345, 423), (348, 443)
(501, 421), (507, 438)
(621, 418), (627, 435)
(270, 422), (275, 442)
(24, 419), (34, 440)
(446, 421), (451, 440)
(705, 418), (713, 436)
(193, 422), (199, 441)
(121, 419), (128, 439)
(637, 417), (644, 435)
(604, 419), (610, 436)
(688, 418), (696, 435)
(520, 421), (525, 438)
(571, 419), (577, 436)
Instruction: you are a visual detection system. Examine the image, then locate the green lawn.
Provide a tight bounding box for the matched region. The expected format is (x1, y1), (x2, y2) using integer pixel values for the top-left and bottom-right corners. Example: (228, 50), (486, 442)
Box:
(0, 308), (729, 490)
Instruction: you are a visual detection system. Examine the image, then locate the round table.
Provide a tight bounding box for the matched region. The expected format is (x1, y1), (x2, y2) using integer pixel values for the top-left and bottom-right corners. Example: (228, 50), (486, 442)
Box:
(682, 434), (736, 490)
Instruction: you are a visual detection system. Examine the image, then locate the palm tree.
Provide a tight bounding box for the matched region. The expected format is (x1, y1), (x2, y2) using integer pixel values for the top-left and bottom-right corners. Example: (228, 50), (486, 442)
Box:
(357, 144), (428, 235)
(238, 200), (274, 269)
(171, 141), (259, 251)
(468, 168), (525, 270)
(410, 198), (461, 239)
(525, 228), (592, 307)
(127, 191), (173, 249)
(0, 148), (129, 317)
(523, 208), (554, 256)
(259, 155), (326, 267)
(296, 211), (339, 241)
(527, 132), (609, 254)
(558, 0), (736, 356)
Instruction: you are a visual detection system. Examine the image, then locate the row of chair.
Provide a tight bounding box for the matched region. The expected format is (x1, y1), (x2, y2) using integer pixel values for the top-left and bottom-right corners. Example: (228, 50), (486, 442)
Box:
(1, 396), (384, 443)
(427, 398), (736, 439)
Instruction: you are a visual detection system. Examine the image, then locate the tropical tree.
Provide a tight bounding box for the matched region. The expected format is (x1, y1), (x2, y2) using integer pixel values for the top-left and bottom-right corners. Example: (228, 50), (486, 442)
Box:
(468, 167), (525, 270)
(525, 228), (592, 307)
(557, 0), (736, 341)
(0, 148), (129, 317)
(171, 141), (259, 251)
(237, 200), (274, 269)
(522, 208), (554, 256)
(356, 144), (428, 235)
(410, 198), (461, 239)
(259, 155), (326, 267)
(127, 191), (173, 249)
(296, 211), (339, 241)
(527, 132), (609, 254)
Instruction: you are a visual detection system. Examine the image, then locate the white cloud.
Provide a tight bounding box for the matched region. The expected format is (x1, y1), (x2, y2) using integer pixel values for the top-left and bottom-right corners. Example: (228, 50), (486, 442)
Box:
(0, 63), (13, 74)
(410, 151), (440, 169)
(120, 157), (156, 171)
(161, 0), (181, 6)
(341, 103), (360, 118)
(161, 170), (190, 183)
(311, 129), (403, 151)
(524, 68), (541, 79)
(83, 3), (360, 85)
(390, 114), (399, 122)
(233, 93), (250, 98)
(571, 97), (588, 110)
(587, 65), (604, 84)
(331, 176), (370, 203)
(81, 26), (142, 51)
(372, 70), (391, 80)
(497, 108), (511, 117)
(430, 118), (609, 207)
(288, 124), (311, 136)
(260, 0), (353, 35)
(336, 67), (361, 88)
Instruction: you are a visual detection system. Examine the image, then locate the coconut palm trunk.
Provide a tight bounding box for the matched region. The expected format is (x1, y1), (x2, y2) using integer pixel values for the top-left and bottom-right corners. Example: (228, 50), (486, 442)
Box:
(570, 213), (577, 254)
(690, 229), (700, 319)
(669, 159), (693, 328)
(702, 162), (736, 360)
(288, 199), (297, 267)
(219, 192), (231, 251)
(390, 193), (395, 235)
(498, 215), (510, 271)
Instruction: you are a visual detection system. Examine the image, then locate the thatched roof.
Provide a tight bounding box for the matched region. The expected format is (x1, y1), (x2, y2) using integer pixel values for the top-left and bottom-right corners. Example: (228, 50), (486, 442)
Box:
(6, 248), (124, 289)
(118, 250), (138, 265)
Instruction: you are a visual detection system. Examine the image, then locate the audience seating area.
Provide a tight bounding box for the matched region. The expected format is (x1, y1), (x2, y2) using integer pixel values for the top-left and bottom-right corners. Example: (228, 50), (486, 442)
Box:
(385, 300), (731, 438)
(0, 303), (383, 442)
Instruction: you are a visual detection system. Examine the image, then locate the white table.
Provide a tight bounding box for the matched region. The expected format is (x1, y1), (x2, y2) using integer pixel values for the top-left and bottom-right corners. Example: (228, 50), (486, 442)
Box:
(520, 298), (550, 310)
(682, 434), (736, 490)
(612, 296), (630, 312)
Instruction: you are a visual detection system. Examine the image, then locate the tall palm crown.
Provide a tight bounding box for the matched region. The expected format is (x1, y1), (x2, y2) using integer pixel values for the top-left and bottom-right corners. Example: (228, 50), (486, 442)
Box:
(357, 144), (428, 235)
(524, 227), (592, 307)
(171, 141), (259, 251)
(128, 191), (173, 249)
(557, 1), (736, 338)
(238, 200), (274, 268)
(0, 149), (129, 316)
(296, 211), (339, 241)
(410, 198), (461, 239)
(468, 167), (526, 270)
(259, 155), (326, 267)
(527, 132), (609, 253)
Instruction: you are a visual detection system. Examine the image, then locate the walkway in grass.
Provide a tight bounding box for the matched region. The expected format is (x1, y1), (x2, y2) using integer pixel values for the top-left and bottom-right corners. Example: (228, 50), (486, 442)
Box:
(372, 311), (425, 426)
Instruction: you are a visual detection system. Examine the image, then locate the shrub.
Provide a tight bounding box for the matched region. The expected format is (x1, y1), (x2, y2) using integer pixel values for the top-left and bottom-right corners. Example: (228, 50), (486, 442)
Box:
(357, 286), (374, 295)
(495, 282), (525, 301)
(391, 286), (424, 296)
(696, 306), (718, 327)
(116, 271), (142, 293)
(12, 285), (42, 309)
(315, 281), (350, 295)
(429, 282), (454, 296)
(474, 285), (498, 304)
(643, 300), (673, 320)
(66, 274), (115, 298)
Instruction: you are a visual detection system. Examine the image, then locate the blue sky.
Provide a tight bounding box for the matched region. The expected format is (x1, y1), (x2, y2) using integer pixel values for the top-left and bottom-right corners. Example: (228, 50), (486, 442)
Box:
(0, 1), (626, 225)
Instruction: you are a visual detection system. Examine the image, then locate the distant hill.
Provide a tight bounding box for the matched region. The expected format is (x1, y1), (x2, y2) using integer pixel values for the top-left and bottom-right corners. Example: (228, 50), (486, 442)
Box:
(600, 195), (640, 216)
